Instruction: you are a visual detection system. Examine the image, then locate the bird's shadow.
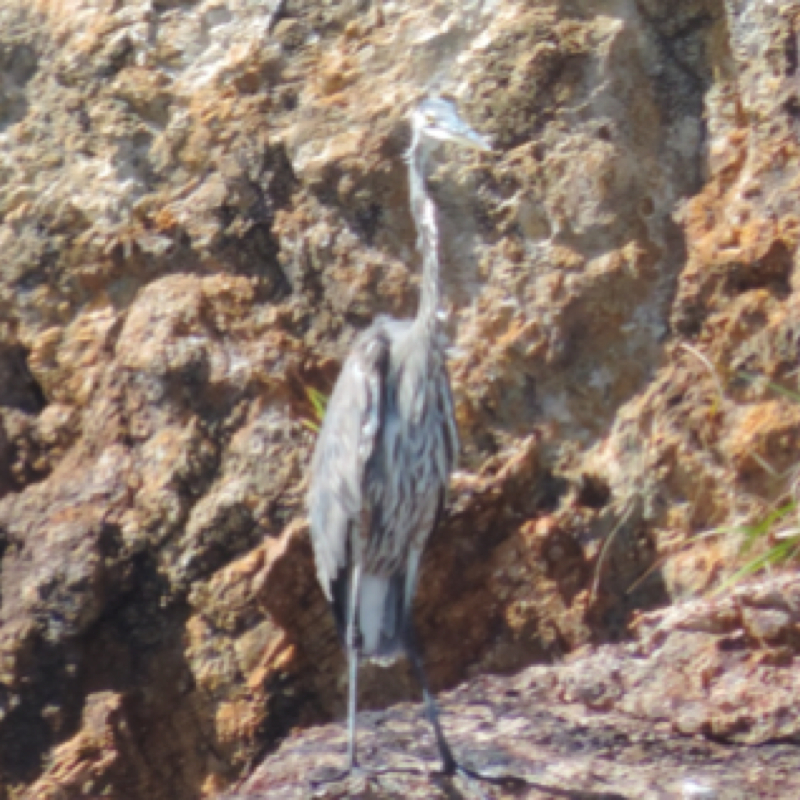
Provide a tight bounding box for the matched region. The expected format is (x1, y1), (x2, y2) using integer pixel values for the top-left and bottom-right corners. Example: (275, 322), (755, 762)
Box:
(307, 754), (628, 800)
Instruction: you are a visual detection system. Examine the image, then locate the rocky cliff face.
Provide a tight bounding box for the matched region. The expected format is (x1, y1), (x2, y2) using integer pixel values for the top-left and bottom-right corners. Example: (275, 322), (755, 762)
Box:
(1, 0), (799, 797)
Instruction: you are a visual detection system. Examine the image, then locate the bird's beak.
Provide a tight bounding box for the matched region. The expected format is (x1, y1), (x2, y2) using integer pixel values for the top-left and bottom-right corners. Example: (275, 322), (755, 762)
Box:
(454, 128), (491, 152)
(428, 121), (491, 152)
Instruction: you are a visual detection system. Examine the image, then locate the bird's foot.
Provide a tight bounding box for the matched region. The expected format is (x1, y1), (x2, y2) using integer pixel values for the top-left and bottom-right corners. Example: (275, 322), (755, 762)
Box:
(309, 762), (393, 787)
(431, 757), (497, 800)
(308, 765), (349, 786)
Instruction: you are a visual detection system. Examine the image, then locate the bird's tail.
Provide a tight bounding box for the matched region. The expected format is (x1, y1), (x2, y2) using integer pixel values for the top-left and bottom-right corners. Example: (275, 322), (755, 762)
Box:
(331, 570), (408, 659)
(360, 572), (406, 658)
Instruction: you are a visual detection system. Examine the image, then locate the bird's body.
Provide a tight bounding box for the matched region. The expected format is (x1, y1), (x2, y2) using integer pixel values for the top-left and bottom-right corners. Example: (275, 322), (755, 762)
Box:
(307, 98), (488, 776)
(309, 312), (456, 658)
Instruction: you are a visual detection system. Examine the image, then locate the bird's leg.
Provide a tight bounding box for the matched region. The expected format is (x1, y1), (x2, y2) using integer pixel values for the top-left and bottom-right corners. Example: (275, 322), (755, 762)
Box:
(404, 623), (457, 775)
(346, 565), (363, 772)
(405, 627), (541, 798)
(311, 566), (364, 788)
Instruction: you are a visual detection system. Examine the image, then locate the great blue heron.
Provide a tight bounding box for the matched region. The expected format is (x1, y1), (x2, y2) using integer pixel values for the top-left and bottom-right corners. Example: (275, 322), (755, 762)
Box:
(308, 98), (489, 777)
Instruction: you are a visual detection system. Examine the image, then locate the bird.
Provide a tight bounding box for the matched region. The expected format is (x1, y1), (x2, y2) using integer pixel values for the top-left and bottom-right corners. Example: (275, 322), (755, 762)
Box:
(307, 97), (490, 778)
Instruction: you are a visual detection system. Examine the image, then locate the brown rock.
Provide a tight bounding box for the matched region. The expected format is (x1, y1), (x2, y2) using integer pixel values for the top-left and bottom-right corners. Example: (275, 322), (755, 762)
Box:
(2, 0), (800, 797)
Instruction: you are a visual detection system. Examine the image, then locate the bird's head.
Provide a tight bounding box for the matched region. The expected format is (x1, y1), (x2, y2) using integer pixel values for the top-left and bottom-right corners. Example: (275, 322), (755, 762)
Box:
(410, 97), (490, 153)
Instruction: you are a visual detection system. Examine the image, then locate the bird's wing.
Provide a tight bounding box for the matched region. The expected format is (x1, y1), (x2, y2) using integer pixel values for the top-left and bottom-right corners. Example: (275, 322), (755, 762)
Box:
(307, 324), (391, 604)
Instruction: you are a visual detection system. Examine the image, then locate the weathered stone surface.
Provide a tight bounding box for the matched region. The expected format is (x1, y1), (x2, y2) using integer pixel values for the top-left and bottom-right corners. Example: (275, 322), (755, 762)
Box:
(2, 0), (800, 797)
(231, 577), (800, 798)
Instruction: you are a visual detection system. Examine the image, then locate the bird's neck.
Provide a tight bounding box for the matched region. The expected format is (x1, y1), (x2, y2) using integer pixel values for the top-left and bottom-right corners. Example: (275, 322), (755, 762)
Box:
(408, 143), (442, 341)
(413, 196), (442, 340)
